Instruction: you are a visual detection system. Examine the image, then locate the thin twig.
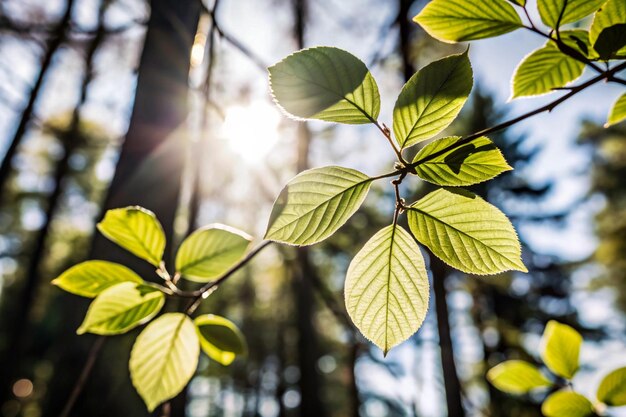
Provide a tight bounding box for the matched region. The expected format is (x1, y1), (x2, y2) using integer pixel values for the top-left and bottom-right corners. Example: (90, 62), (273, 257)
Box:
(407, 61), (626, 171)
(185, 240), (273, 314)
(58, 336), (106, 417)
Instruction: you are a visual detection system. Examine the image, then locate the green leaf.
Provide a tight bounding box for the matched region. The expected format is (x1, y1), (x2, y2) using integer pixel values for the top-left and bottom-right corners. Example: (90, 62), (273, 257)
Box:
(560, 30), (597, 59)
(345, 225), (429, 354)
(407, 188), (526, 275)
(176, 225), (251, 282)
(540, 320), (582, 379)
(77, 282), (164, 335)
(597, 366), (626, 406)
(590, 0), (626, 58)
(52, 260), (142, 298)
(594, 24), (626, 59)
(130, 313), (199, 411)
(487, 360), (552, 394)
(538, 0), (607, 29)
(542, 391), (595, 417)
(607, 93), (626, 127)
(512, 43), (585, 98)
(393, 52), (473, 148)
(97, 206), (166, 267)
(508, 0), (526, 6)
(604, 94), (626, 127)
(268, 46), (380, 124)
(265, 166), (372, 245)
(194, 315), (247, 366)
(411, 136), (511, 186)
(413, 0), (522, 43)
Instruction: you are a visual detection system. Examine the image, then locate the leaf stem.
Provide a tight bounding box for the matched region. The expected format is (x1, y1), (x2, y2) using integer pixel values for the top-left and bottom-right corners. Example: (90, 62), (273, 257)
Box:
(184, 240), (273, 314)
(373, 119), (408, 165)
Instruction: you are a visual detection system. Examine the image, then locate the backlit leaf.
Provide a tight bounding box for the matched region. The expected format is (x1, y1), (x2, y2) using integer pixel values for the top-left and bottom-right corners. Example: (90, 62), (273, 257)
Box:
(512, 43), (585, 98)
(508, 0), (526, 6)
(538, 0), (607, 29)
(590, 0), (626, 59)
(407, 188), (526, 275)
(52, 260), (142, 298)
(413, 0), (522, 43)
(541, 320), (582, 379)
(393, 52), (473, 148)
(345, 225), (429, 354)
(265, 166), (372, 245)
(542, 391), (595, 417)
(130, 313), (199, 411)
(269, 46), (380, 124)
(97, 206), (166, 267)
(606, 93), (626, 127)
(195, 315), (247, 366)
(487, 360), (552, 394)
(176, 225), (251, 282)
(77, 282), (164, 335)
(412, 136), (511, 186)
(597, 366), (626, 406)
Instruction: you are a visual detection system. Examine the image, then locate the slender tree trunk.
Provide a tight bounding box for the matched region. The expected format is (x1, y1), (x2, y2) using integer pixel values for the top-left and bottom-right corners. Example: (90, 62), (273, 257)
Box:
(0, 0), (76, 198)
(290, 1), (327, 415)
(396, 2), (465, 415)
(0, 0), (98, 400)
(431, 255), (465, 417)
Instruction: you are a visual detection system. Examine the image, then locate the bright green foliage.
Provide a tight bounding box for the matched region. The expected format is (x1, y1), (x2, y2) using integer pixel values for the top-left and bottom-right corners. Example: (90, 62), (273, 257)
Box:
(486, 360), (552, 394)
(344, 225), (429, 354)
(413, 0), (522, 43)
(560, 30), (598, 59)
(52, 260), (142, 298)
(130, 313), (199, 411)
(265, 166), (372, 245)
(393, 52), (473, 148)
(590, 0), (626, 59)
(607, 93), (626, 126)
(507, 0), (526, 6)
(407, 188), (526, 275)
(541, 391), (595, 417)
(541, 320), (582, 379)
(268, 46), (380, 124)
(538, 0), (607, 29)
(512, 43), (585, 98)
(97, 206), (166, 267)
(597, 367), (626, 406)
(77, 282), (164, 335)
(412, 136), (511, 186)
(176, 225), (251, 282)
(194, 314), (247, 366)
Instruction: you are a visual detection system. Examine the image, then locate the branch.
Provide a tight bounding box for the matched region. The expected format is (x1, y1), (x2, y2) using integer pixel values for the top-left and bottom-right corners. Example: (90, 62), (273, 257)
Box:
(405, 61), (626, 171)
(185, 240), (273, 314)
(58, 336), (106, 417)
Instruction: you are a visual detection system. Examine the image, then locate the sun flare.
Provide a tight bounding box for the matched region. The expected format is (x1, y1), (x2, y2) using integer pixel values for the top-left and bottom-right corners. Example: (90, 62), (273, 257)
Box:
(220, 100), (281, 163)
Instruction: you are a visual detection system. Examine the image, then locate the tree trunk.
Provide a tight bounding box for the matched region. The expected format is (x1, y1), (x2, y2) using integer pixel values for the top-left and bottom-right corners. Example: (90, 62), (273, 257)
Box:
(290, 1), (328, 415)
(0, 0), (76, 198)
(43, 1), (201, 415)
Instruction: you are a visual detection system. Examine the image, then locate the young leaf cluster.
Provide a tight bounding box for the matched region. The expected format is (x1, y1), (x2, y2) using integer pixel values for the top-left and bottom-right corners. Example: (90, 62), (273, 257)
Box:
(487, 321), (626, 416)
(267, 46), (525, 354)
(53, 207), (249, 410)
(414, 0), (626, 124)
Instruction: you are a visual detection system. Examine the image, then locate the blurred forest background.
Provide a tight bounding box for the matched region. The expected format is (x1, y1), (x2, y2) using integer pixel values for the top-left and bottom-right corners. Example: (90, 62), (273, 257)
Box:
(0, 0), (625, 416)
